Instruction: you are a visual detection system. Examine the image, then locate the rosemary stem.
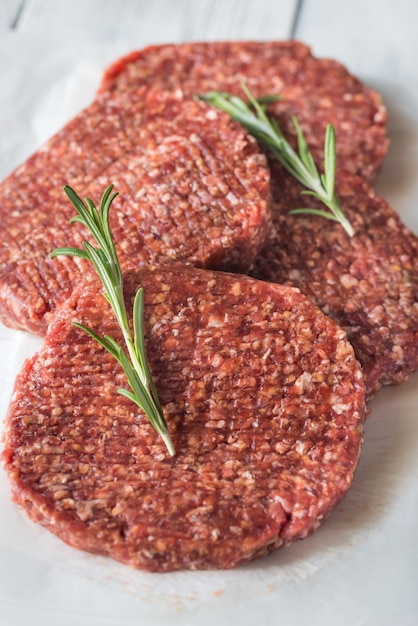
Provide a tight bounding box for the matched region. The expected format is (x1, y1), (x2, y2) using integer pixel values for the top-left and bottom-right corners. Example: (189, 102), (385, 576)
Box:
(161, 431), (176, 457)
(51, 185), (175, 457)
(200, 85), (354, 237)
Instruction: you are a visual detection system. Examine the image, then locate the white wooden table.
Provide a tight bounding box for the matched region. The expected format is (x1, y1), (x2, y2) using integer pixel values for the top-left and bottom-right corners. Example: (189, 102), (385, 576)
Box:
(0, 2), (418, 626)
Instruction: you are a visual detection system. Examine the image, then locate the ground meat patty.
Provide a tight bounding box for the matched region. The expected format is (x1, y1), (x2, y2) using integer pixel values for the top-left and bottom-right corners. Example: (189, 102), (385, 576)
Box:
(251, 164), (418, 399)
(2, 265), (365, 572)
(0, 87), (271, 336)
(99, 40), (388, 182)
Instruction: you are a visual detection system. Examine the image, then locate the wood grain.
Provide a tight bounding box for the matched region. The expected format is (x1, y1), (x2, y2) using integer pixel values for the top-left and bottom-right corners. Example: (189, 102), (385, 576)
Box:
(0, 0), (23, 27)
(294, 0), (418, 83)
(14, 0), (299, 43)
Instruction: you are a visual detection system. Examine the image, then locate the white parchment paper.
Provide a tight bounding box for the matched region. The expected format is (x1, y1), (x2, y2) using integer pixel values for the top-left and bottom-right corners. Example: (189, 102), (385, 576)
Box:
(0, 28), (417, 626)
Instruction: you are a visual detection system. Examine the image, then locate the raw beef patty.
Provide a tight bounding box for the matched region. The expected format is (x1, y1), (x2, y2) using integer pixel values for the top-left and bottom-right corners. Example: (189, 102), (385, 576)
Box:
(0, 88), (271, 335)
(3, 264), (365, 572)
(251, 165), (418, 399)
(99, 40), (388, 182)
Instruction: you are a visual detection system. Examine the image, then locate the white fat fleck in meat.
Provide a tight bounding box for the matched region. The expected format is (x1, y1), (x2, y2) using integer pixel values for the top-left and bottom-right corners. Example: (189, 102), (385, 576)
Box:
(205, 109), (219, 121)
(226, 192), (239, 205)
(292, 371), (312, 394)
(207, 313), (228, 327)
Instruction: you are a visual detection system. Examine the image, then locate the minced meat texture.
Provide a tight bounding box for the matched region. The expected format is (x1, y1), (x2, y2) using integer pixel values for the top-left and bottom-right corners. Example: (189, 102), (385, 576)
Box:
(2, 265), (365, 572)
(251, 164), (418, 399)
(0, 88), (271, 336)
(99, 40), (389, 182)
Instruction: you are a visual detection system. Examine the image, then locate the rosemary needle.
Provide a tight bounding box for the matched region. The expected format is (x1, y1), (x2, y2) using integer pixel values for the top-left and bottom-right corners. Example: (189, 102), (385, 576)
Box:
(200, 83), (354, 237)
(51, 185), (175, 457)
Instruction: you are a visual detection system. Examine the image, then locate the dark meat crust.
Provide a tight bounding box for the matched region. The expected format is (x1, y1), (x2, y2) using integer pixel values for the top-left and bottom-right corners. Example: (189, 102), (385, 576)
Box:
(99, 40), (389, 182)
(3, 265), (365, 572)
(251, 165), (418, 399)
(0, 88), (271, 336)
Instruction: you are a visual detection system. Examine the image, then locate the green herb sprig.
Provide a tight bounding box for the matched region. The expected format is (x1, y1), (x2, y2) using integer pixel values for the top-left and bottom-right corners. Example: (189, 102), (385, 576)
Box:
(200, 84), (354, 237)
(51, 185), (175, 456)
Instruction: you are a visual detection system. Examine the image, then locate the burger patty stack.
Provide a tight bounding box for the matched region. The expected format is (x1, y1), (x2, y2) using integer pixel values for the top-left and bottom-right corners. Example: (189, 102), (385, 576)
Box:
(2, 41), (417, 572)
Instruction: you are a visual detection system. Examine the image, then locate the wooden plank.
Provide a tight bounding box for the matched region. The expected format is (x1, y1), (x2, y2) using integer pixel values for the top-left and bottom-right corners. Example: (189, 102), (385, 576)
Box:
(294, 0), (418, 83)
(16, 0), (298, 44)
(0, 0), (24, 28)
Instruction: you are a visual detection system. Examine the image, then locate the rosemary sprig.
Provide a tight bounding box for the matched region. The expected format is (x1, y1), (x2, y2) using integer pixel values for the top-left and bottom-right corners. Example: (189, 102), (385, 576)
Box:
(200, 84), (354, 237)
(51, 185), (175, 456)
